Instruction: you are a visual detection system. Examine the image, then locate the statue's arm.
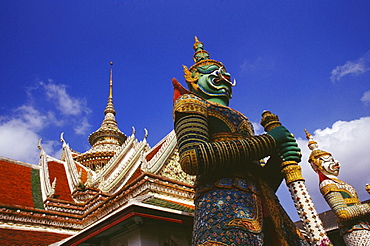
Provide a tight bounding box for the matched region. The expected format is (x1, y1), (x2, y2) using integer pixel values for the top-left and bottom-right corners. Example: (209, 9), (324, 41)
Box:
(261, 154), (284, 192)
(174, 97), (276, 175)
(322, 184), (370, 222)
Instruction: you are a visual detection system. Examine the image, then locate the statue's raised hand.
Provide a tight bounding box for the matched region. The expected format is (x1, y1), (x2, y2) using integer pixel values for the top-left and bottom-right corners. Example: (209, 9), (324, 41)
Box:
(267, 125), (301, 163)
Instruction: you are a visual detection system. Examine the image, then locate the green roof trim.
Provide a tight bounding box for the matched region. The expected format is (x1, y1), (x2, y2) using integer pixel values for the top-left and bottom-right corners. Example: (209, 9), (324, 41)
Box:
(31, 169), (44, 209)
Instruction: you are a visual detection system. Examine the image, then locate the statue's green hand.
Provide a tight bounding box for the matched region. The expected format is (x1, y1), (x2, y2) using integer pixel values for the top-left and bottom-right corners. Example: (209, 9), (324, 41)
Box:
(267, 126), (302, 163)
(267, 126), (293, 146)
(280, 148), (302, 163)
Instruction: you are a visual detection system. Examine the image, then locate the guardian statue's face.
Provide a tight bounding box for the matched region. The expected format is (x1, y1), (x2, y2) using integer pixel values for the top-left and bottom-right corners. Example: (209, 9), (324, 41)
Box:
(193, 65), (233, 106)
(319, 154), (340, 176)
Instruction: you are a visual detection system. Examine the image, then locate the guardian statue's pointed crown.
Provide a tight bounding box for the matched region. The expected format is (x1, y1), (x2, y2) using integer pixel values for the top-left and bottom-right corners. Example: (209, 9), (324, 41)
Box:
(305, 129), (331, 169)
(183, 36), (225, 84)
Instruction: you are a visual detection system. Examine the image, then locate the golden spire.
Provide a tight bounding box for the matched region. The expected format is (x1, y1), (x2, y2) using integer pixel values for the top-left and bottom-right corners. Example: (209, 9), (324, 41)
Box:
(104, 62), (116, 116)
(76, 62), (127, 171)
(109, 61), (113, 99)
(88, 62), (126, 147)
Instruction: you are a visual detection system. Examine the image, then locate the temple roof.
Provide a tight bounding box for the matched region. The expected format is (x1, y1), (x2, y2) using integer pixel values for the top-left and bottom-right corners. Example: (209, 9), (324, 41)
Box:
(0, 64), (195, 245)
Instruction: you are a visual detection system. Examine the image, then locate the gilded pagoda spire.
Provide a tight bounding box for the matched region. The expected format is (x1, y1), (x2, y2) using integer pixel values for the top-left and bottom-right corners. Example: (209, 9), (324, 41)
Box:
(88, 62), (126, 147)
(104, 61), (116, 116)
(75, 63), (127, 171)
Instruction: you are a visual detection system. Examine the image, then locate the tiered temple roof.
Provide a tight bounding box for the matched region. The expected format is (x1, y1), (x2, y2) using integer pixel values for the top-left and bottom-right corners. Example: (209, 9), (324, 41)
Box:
(0, 64), (194, 245)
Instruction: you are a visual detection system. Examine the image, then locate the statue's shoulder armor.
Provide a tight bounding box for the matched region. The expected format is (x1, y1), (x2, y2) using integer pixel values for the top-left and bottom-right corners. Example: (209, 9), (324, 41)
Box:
(320, 179), (357, 199)
(173, 93), (208, 116)
(320, 179), (339, 196)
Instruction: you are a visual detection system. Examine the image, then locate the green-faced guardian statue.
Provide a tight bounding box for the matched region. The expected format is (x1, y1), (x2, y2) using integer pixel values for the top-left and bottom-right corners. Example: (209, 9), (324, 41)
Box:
(172, 37), (308, 246)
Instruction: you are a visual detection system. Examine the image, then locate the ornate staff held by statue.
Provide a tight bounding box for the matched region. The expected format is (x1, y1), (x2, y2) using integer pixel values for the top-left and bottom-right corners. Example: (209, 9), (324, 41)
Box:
(260, 111), (330, 245)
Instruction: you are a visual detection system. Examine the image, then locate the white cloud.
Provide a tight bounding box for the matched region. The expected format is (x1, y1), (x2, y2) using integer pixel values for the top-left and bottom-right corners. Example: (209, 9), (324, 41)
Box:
(74, 117), (92, 135)
(0, 106), (61, 164)
(40, 80), (87, 116)
(252, 121), (263, 135)
(240, 56), (276, 76)
(330, 50), (370, 83)
(0, 118), (40, 163)
(361, 90), (370, 106)
(38, 80), (91, 135)
(0, 79), (92, 164)
(278, 117), (370, 221)
(14, 105), (49, 131)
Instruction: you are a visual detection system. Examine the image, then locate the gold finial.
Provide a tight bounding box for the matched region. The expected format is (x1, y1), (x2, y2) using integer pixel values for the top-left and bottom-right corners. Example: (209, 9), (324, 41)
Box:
(304, 129), (312, 140)
(109, 62), (113, 99)
(193, 36), (206, 55)
(188, 37), (223, 71)
(104, 62), (116, 116)
(260, 111), (281, 132)
(304, 129), (318, 150)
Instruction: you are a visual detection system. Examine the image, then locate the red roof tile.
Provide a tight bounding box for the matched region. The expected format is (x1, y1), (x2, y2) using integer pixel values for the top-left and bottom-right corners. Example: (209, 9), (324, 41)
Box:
(0, 228), (71, 246)
(47, 161), (73, 201)
(0, 160), (35, 208)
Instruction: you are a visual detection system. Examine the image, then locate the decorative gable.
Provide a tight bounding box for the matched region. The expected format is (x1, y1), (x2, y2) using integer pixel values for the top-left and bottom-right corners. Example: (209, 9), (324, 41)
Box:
(143, 130), (195, 186)
(47, 161), (73, 202)
(156, 149), (194, 186)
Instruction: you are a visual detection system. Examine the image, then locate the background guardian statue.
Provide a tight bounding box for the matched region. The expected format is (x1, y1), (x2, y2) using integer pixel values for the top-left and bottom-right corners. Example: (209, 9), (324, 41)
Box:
(305, 129), (370, 245)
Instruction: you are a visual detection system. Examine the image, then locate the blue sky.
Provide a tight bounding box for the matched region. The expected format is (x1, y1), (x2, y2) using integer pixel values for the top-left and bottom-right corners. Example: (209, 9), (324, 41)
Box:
(1, 1), (369, 222)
